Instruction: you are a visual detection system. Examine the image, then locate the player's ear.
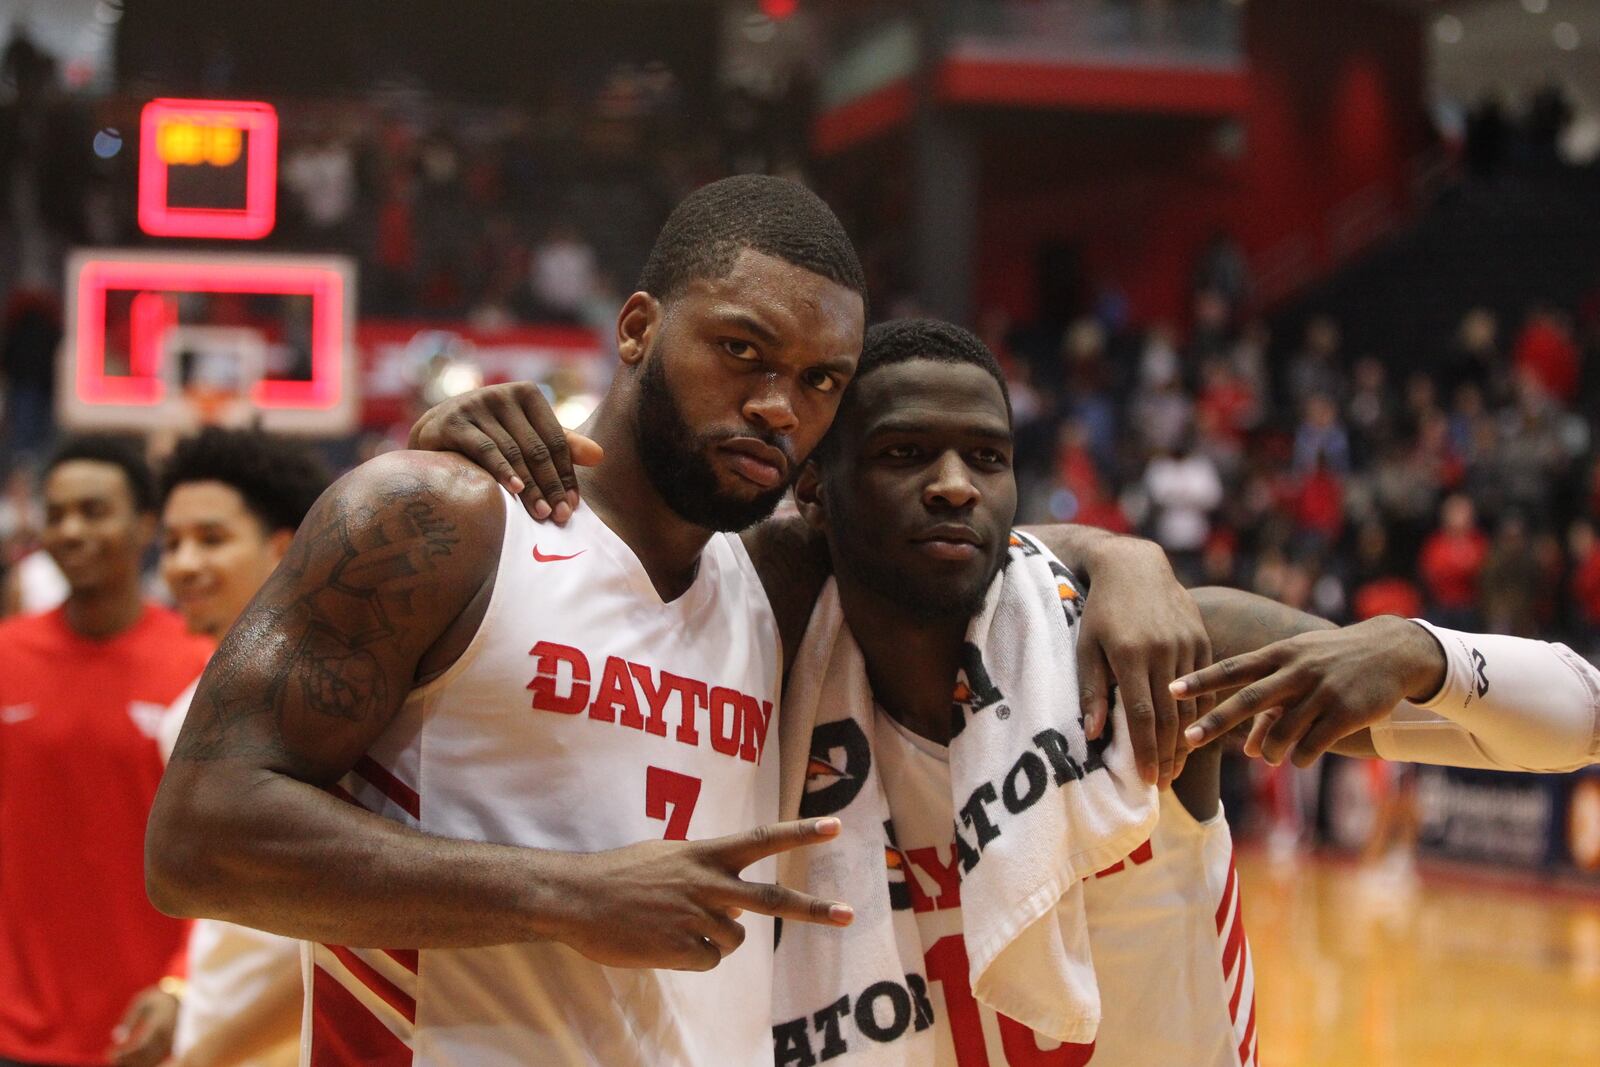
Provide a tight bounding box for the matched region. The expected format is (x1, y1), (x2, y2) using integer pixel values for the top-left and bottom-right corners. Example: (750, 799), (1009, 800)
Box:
(794, 461), (828, 533)
(616, 292), (659, 369)
(266, 527), (295, 566)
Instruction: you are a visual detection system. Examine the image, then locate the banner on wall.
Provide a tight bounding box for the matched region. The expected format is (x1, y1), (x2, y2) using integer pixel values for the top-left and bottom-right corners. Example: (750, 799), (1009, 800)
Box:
(1411, 765), (1600, 885)
(356, 320), (609, 429)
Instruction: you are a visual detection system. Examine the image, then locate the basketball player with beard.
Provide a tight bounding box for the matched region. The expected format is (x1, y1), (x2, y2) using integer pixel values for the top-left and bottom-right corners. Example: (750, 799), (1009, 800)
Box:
(147, 176), (874, 1066)
(150, 177), (1209, 1066)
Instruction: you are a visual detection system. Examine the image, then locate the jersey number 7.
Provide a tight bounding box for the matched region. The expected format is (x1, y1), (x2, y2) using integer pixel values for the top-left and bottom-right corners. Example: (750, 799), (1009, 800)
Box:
(646, 765), (703, 840)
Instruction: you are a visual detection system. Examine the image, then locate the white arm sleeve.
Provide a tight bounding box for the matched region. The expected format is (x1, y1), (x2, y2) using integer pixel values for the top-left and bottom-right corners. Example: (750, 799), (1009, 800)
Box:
(1369, 623), (1600, 773)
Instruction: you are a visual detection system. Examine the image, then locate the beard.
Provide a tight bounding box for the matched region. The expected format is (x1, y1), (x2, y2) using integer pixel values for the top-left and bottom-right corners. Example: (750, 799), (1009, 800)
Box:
(633, 352), (794, 532)
(827, 506), (1006, 626)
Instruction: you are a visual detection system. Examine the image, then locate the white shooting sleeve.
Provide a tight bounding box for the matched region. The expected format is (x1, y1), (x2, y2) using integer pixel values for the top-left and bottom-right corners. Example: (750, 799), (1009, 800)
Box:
(1369, 622), (1600, 773)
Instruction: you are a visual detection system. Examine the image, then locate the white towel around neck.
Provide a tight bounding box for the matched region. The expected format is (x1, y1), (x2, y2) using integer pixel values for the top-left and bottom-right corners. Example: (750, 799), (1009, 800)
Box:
(773, 531), (1158, 1064)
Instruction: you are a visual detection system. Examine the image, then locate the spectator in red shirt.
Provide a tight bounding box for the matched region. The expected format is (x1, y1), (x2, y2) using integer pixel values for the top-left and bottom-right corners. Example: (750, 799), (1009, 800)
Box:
(1353, 576), (1424, 622)
(1292, 458), (1345, 544)
(1347, 519), (1424, 621)
(0, 436), (213, 1067)
(1052, 421), (1131, 534)
(1195, 358), (1257, 447)
(1419, 493), (1490, 629)
(1511, 305), (1580, 406)
(1569, 518), (1600, 632)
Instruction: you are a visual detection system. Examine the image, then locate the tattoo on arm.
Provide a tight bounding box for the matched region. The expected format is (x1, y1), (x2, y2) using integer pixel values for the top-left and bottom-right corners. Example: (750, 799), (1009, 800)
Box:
(173, 475), (468, 776)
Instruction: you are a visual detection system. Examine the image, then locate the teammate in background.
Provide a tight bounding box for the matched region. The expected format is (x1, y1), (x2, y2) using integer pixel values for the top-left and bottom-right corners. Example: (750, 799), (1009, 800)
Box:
(1176, 608), (1600, 772)
(109, 429), (332, 1067)
(150, 177), (1207, 1065)
(0, 435), (213, 1067)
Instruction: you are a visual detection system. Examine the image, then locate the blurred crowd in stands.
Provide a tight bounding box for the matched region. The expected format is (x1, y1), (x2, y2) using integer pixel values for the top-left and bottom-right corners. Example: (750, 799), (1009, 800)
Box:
(2, 29), (1598, 657)
(257, 72), (811, 326)
(0, 28), (812, 325)
(993, 288), (1600, 659)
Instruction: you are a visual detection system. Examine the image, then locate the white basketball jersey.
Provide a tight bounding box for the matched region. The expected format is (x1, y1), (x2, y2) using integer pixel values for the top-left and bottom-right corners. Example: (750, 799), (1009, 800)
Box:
(303, 491), (782, 1067)
(874, 714), (1259, 1067)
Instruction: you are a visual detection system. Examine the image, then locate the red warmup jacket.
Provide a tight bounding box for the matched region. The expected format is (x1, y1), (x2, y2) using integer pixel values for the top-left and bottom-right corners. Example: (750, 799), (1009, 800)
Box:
(0, 605), (212, 1066)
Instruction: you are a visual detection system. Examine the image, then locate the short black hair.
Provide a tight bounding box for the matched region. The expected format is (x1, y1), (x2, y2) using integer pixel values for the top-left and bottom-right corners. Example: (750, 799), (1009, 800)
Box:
(159, 427), (332, 533)
(856, 319), (1011, 409)
(637, 175), (867, 311)
(45, 434), (157, 513)
(814, 318), (1013, 464)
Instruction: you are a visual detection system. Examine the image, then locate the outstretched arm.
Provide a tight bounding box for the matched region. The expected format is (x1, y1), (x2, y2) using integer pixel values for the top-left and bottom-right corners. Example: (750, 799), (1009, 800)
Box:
(1181, 588), (1362, 765)
(1179, 589), (1600, 772)
(147, 451), (851, 967)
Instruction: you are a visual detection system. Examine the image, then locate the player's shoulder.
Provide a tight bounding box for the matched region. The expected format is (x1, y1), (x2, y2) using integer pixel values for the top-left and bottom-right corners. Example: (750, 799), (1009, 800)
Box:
(0, 605), (70, 643)
(323, 450), (505, 536)
(741, 515), (832, 669)
(742, 517), (829, 597)
(342, 449), (503, 507)
(292, 450), (507, 587)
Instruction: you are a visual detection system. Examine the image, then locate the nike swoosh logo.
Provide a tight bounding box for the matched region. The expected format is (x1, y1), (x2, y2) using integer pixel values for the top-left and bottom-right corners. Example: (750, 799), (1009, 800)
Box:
(532, 546), (586, 563)
(1, 704), (36, 724)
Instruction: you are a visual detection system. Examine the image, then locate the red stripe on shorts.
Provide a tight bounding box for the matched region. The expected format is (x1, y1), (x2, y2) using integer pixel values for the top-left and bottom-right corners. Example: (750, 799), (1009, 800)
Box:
(311, 963), (413, 1067)
(1237, 997), (1258, 1066)
(384, 948), (419, 974)
(1221, 888), (1246, 973)
(325, 944), (416, 1024)
(1216, 854), (1238, 932)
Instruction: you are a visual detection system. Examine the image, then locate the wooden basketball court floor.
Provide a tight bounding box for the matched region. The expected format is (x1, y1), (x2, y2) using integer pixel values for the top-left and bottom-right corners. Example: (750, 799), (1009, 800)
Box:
(1238, 850), (1600, 1066)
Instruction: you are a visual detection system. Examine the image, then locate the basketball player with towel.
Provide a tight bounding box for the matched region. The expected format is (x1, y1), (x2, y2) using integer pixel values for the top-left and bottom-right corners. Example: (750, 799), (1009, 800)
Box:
(149, 178), (1205, 1066)
(763, 321), (1258, 1067)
